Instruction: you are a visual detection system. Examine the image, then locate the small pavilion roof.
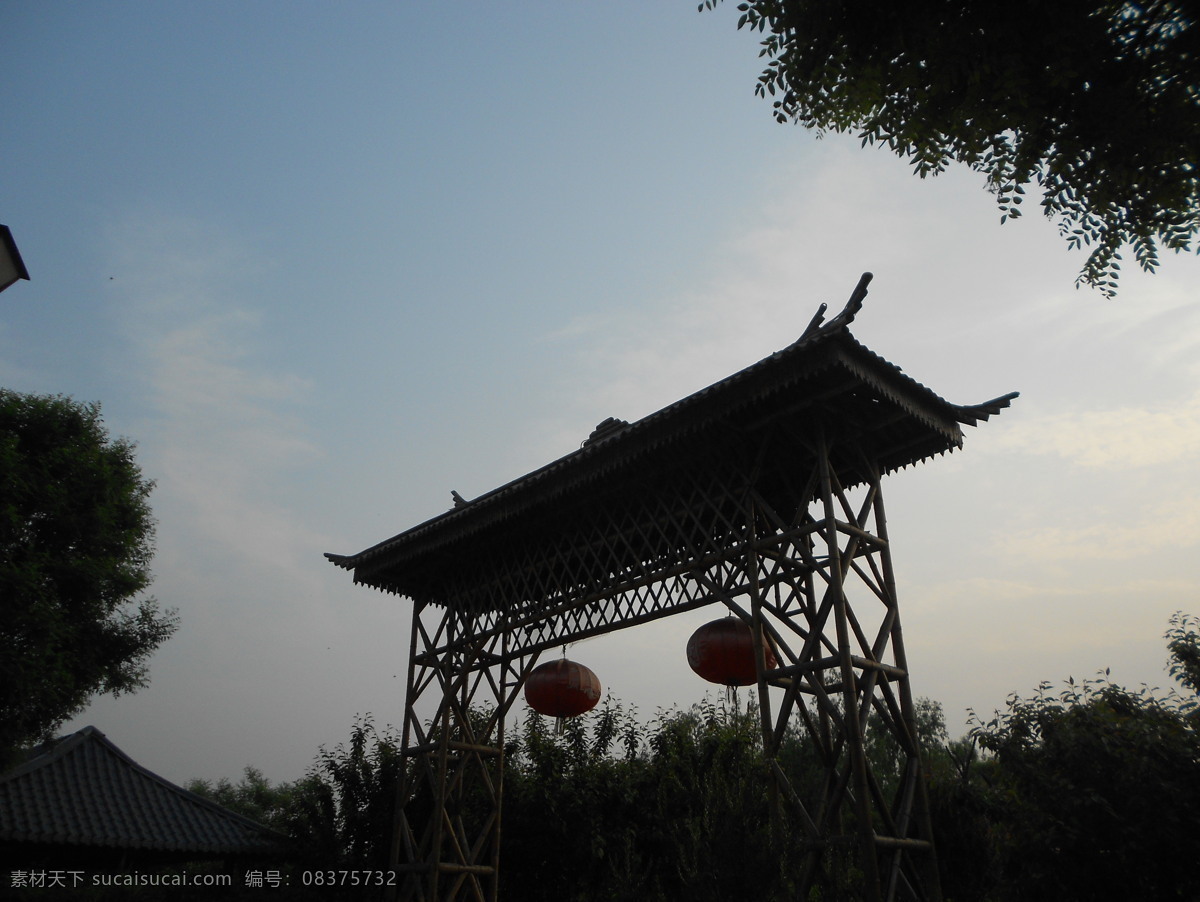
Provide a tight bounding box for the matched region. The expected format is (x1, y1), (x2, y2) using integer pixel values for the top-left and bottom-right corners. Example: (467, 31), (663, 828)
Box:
(0, 726), (285, 856)
(328, 274), (1017, 605)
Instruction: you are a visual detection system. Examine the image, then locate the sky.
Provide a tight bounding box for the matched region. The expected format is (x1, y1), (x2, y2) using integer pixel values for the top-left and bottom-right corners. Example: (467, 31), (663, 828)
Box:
(3, 2), (1198, 786)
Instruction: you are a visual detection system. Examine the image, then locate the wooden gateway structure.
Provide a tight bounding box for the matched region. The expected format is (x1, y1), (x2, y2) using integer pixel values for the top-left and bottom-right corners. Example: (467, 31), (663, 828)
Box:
(327, 274), (1017, 902)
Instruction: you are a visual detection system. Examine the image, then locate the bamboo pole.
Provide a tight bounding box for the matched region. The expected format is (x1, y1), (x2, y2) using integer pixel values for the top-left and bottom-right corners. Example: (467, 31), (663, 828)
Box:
(819, 432), (883, 902)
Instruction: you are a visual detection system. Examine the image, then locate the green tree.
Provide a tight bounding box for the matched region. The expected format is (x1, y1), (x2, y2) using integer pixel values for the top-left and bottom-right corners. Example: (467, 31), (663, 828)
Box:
(0, 389), (177, 762)
(502, 695), (813, 902)
(964, 619), (1200, 901)
(186, 766), (303, 835)
(704, 0), (1199, 296)
(1165, 610), (1200, 701)
(500, 697), (652, 901)
(640, 698), (779, 902)
(285, 715), (404, 869)
(864, 694), (947, 797)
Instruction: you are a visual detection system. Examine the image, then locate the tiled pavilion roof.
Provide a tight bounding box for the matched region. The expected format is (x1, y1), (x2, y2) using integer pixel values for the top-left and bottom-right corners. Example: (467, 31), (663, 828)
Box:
(328, 274), (1018, 607)
(0, 726), (285, 856)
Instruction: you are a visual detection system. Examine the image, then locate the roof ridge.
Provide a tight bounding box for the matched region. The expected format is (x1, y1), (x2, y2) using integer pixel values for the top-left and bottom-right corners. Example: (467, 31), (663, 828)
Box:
(327, 274), (1019, 600)
(795, 272), (873, 344)
(0, 725), (288, 851)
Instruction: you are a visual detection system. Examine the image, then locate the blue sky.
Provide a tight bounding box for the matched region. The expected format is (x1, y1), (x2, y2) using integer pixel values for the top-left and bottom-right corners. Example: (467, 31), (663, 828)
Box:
(4, 2), (1198, 784)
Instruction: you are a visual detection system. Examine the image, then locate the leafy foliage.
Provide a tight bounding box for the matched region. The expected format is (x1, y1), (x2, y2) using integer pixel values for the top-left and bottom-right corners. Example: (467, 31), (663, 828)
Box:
(186, 719), (403, 901)
(964, 622), (1200, 901)
(187, 615), (1200, 900)
(703, 0), (1200, 296)
(501, 695), (783, 902)
(500, 697), (655, 901)
(288, 715), (404, 868)
(185, 767), (302, 835)
(864, 694), (947, 796)
(0, 389), (176, 762)
(1165, 610), (1200, 701)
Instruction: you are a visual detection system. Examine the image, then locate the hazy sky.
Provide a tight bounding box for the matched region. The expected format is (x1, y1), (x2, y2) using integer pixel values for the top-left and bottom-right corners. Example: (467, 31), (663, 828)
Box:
(4, 2), (1198, 785)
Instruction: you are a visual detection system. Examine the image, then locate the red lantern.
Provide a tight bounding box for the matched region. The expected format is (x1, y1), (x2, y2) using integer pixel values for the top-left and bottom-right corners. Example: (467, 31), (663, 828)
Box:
(524, 659), (602, 718)
(686, 617), (777, 686)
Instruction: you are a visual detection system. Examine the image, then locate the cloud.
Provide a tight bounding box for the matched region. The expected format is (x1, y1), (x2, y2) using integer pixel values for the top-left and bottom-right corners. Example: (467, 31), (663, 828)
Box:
(104, 211), (327, 579)
(988, 395), (1200, 470)
(992, 492), (1200, 563)
(542, 138), (1074, 435)
(76, 210), (395, 782)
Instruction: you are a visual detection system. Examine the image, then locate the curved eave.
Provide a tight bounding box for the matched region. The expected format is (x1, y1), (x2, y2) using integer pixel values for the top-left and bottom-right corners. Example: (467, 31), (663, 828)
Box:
(327, 276), (1018, 596)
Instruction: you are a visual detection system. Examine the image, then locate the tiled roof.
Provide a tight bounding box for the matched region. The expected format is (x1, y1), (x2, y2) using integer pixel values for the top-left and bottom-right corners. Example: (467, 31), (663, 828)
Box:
(0, 726), (285, 856)
(328, 274), (1018, 604)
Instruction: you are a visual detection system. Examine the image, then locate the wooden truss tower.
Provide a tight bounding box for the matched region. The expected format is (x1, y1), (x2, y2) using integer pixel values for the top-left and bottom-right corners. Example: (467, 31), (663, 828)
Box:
(327, 274), (1016, 902)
